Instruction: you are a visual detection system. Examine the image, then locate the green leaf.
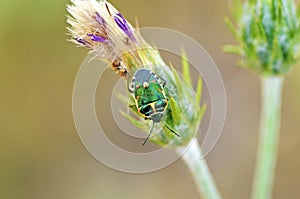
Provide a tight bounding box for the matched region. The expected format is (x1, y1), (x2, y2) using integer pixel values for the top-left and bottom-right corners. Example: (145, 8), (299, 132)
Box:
(170, 63), (183, 98)
(223, 45), (243, 55)
(232, 0), (243, 20)
(197, 104), (207, 123)
(120, 110), (147, 130)
(195, 77), (203, 105)
(115, 91), (130, 105)
(181, 49), (193, 88)
(225, 17), (240, 41)
(168, 95), (182, 126)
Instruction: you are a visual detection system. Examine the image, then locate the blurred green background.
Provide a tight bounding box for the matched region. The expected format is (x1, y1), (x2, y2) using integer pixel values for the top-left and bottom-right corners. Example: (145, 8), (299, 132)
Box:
(1, 0), (300, 198)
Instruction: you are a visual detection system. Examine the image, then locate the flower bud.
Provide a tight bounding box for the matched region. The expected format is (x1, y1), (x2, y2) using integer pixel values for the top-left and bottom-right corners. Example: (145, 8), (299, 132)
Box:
(224, 0), (300, 75)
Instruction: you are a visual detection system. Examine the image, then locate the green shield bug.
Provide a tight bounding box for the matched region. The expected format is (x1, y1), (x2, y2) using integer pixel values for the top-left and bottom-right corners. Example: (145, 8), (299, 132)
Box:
(128, 68), (180, 145)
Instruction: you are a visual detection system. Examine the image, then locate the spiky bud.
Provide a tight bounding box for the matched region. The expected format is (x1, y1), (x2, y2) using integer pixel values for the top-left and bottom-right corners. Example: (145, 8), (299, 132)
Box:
(224, 0), (300, 75)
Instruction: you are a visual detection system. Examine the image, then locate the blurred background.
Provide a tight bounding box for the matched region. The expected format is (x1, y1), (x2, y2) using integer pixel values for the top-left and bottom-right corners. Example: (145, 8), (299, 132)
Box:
(1, 0), (300, 199)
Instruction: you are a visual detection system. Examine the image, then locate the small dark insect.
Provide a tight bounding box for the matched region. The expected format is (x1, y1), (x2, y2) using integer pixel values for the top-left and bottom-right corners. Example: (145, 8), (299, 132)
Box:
(111, 58), (128, 77)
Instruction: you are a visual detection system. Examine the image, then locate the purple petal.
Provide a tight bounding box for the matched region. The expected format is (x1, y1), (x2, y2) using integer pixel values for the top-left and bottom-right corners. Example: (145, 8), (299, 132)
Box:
(114, 17), (128, 32)
(95, 12), (106, 26)
(87, 34), (107, 42)
(113, 13), (134, 40)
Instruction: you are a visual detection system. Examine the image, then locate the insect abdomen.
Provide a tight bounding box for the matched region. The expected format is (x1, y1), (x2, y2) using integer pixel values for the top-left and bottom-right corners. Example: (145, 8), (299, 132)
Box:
(138, 99), (168, 118)
(139, 104), (155, 117)
(154, 99), (167, 113)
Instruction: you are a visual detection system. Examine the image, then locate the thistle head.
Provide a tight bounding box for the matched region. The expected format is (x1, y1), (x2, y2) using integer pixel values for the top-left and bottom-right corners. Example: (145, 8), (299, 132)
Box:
(66, 0), (140, 61)
(67, 0), (206, 148)
(224, 0), (300, 76)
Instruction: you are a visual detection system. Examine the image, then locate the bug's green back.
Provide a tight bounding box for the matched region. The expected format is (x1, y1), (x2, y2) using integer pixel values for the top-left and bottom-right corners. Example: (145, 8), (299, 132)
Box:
(131, 69), (168, 122)
(135, 82), (164, 108)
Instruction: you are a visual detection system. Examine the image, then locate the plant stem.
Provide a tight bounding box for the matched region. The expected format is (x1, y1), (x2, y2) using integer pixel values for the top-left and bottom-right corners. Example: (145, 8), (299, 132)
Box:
(177, 138), (222, 199)
(252, 76), (284, 199)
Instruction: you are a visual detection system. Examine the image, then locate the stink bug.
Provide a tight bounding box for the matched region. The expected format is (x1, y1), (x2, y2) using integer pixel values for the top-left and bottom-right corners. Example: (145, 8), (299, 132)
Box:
(128, 68), (180, 145)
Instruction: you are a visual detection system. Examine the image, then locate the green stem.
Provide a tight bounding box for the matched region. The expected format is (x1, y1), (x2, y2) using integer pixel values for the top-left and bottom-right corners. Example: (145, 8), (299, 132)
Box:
(252, 76), (284, 199)
(176, 138), (222, 199)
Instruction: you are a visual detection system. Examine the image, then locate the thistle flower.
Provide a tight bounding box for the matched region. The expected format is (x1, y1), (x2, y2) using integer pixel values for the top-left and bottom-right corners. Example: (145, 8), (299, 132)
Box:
(224, 0), (300, 75)
(66, 0), (205, 147)
(67, 0), (144, 76)
(67, 0), (140, 54)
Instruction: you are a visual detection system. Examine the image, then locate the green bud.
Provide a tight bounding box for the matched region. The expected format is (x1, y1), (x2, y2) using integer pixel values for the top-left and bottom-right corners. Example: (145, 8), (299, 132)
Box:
(224, 0), (300, 75)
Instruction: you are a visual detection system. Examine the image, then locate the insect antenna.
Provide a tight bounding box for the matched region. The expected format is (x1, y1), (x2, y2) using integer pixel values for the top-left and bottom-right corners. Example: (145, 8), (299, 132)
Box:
(161, 120), (180, 137)
(142, 120), (155, 145)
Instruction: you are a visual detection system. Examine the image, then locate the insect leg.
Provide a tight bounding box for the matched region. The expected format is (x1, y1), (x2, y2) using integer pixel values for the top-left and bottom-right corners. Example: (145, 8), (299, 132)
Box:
(142, 121), (155, 145)
(128, 104), (138, 112)
(162, 120), (180, 137)
(157, 74), (167, 87)
(161, 79), (166, 87)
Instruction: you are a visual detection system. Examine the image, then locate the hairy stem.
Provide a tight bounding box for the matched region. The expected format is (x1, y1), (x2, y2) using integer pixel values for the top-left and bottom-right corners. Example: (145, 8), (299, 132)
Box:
(252, 76), (284, 199)
(177, 138), (222, 199)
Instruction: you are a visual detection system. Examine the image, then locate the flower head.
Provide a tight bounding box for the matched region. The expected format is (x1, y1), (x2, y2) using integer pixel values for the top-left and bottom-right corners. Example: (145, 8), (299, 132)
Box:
(224, 0), (300, 75)
(67, 0), (140, 61)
